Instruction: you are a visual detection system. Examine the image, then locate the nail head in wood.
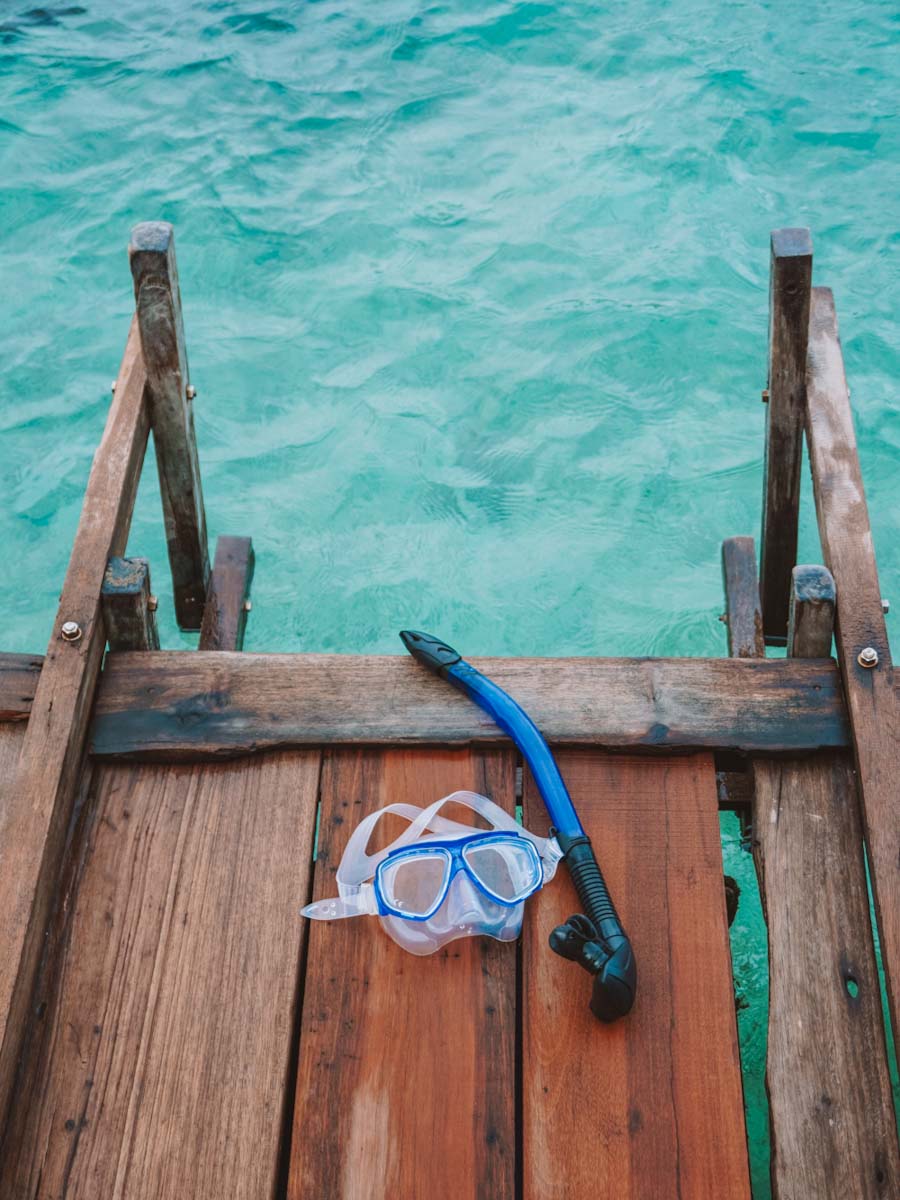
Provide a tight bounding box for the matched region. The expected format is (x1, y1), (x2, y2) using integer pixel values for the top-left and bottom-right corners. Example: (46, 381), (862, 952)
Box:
(102, 557), (160, 653)
(787, 565), (836, 660)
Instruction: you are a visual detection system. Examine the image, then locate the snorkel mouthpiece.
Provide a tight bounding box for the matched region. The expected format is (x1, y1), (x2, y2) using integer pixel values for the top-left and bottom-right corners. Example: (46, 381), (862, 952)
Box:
(400, 630), (636, 1023)
(399, 630), (462, 676)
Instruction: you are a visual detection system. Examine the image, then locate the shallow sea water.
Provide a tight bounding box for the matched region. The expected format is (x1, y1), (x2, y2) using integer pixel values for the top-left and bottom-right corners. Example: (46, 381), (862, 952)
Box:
(2, 2), (899, 1192)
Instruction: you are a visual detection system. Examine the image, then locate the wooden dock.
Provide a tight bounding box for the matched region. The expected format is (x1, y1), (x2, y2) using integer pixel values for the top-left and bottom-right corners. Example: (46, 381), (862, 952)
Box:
(0, 225), (896, 1198)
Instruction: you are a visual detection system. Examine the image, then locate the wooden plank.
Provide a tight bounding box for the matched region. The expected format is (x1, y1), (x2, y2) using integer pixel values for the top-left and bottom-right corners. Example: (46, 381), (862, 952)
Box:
(0, 653), (42, 721)
(102, 556), (160, 652)
(754, 754), (900, 1197)
(198, 535), (255, 651)
(522, 752), (750, 1199)
(288, 747), (516, 1200)
(805, 284), (900, 1043)
(89, 652), (850, 760)
(0, 750), (320, 1197)
(721, 536), (765, 657)
(0, 723), (27, 823)
(760, 227), (813, 644)
(130, 221), (209, 630)
(0, 319), (148, 1131)
(788, 563), (835, 658)
(728, 554), (899, 1196)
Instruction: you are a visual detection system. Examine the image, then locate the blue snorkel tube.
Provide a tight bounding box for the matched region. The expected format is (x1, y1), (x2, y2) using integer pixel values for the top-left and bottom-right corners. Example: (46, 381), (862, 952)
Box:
(400, 631), (636, 1022)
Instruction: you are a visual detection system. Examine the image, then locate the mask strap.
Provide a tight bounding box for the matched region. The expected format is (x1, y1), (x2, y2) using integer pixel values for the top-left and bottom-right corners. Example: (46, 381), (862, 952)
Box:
(336, 791), (521, 888)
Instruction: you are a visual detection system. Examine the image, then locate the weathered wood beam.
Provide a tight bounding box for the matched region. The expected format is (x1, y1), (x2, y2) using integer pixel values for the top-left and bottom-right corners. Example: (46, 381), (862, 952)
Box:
(130, 222), (209, 630)
(101, 557), (160, 652)
(755, 564), (900, 1197)
(788, 563), (835, 658)
(760, 228), (813, 645)
(0, 319), (148, 1131)
(805, 284), (900, 1048)
(0, 654), (42, 722)
(198, 536), (254, 651)
(721, 536), (765, 657)
(87, 652), (849, 760)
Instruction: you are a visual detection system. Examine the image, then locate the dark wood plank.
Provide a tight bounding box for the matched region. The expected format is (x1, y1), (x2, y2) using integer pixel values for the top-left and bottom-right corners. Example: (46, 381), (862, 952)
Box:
(198, 535), (255, 651)
(522, 752), (750, 1199)
(89, 652), (850, 760)
(760, 227), (813, 644)
(805, 284), (900, 1043)
(0, 750), (320, 1198)
(754, 754), (900, 1197)
(730, 554), (899, 1196)
(721, 536), (765, 657)
(130, 222), (209, 630)
(0, 318), (148, 1129)
(0, 653), (42, 721)
(288, 747), (516, 1200)
(102, 556), (160, 652)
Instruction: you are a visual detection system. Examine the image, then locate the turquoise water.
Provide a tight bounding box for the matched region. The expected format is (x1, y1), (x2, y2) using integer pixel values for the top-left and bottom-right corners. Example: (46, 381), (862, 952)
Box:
(2, 2), (899, 1192)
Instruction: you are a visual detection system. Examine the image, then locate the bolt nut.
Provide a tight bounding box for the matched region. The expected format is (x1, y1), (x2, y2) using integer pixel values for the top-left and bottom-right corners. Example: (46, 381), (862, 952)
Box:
(882, 598), (890, 615)
(60, 620), (83, 643)
(243, 599), (253, 613)
(858, 646), (879, 669)
(148, 594), (159, 612)
(761, 389), (770, 403)
(186, 385), (197, 401)
(110, 381), (117, 393)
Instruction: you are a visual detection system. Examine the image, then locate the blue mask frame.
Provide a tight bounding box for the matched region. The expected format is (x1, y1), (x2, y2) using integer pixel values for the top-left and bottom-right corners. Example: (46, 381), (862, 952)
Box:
(374, 830), (544, 921)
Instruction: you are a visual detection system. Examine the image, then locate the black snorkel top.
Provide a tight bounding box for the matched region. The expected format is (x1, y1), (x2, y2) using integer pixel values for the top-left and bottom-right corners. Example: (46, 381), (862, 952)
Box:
(400, 630), (635, 1023)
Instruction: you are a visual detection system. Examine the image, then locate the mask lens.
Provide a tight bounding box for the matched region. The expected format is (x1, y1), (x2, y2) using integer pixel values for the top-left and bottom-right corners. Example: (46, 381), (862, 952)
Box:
(379, 849), (449, 917)
(463, 839), (541, 903)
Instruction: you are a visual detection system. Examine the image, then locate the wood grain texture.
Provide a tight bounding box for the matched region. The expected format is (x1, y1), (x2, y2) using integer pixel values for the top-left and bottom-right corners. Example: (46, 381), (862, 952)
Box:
(754, 755), (900, 1198)
(522, 752), (750, 1199)
(102, 556), (160, 652)
(89, 652), (850, 759)
(760, 227), (813, 644)
(805, 285), (900, 1043)
(130, 222), (209, 629)
(731, 554), (898, 1196)
(788, 564), (835, 659)
(722, 536), (765, 657)
(0, 723), (26, 824)
(0, 319), (148, 1131)
(288, 747), (516, 1200)
(0, 750), (320, 1199)
(198, 535), (255, 651)
(0, 654), (41, 721)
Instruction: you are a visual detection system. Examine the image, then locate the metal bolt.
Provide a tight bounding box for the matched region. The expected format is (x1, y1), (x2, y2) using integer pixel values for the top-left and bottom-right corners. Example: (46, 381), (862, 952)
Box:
(186, 385), (197, 401)
(148, 594), (159, 612)
(110, 381), (117, 393)
(761, 389), (769, 403)
(60, 620), (83, 643)
(858, 646), (879, 669)
(718, 613), (728, 624)
(243, 599), (252, 613)
(882, 598), (890, 615)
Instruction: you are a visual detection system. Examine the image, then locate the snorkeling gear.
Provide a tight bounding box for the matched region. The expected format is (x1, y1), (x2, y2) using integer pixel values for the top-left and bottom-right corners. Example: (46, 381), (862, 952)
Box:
(399, 630), (636, 1023)
(303, 790), (563, 956)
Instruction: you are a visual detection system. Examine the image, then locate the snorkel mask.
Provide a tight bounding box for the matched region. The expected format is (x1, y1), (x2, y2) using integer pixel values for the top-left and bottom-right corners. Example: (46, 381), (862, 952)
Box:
(303, 791), (563, 955)
(302, 630), (636, 1023)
